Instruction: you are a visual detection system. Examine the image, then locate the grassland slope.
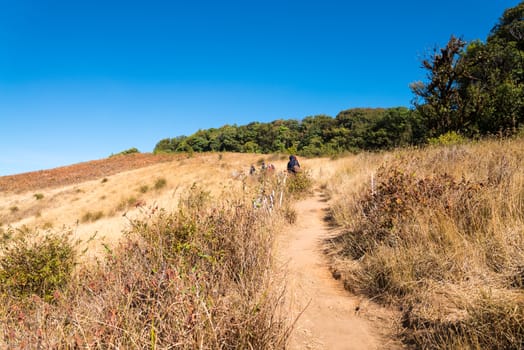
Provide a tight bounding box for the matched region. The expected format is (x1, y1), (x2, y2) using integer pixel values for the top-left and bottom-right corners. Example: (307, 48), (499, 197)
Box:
(0, 153), (178, 193)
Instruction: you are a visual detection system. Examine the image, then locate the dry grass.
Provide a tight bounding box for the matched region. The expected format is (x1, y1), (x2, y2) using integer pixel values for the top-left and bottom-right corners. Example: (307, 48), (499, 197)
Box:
(325, 138), (524, 349)
(0, 153), (289, 257)
(0, 166), (297, 348)
(0, 151), (324, 348)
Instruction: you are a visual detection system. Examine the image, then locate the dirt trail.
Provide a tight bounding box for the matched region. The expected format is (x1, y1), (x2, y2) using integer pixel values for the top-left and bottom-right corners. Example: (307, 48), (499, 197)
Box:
(279, 190), (400, 350)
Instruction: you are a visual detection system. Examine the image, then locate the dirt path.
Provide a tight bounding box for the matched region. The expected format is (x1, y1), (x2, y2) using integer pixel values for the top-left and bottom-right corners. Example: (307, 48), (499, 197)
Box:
(279, 190), (401, 350)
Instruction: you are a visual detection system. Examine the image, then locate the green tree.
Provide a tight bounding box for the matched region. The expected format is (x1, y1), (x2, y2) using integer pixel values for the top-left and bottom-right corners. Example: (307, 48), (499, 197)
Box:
(411, 2), (524, 137)
(410, 35), (467, 137)
(154, 136), (187, 153)
(459, 3), (524, 134)
(216, 125), (241, 152)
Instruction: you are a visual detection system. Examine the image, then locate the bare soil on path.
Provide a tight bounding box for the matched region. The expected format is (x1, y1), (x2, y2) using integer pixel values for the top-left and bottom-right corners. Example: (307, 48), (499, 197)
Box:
(279, 190), (402, 350)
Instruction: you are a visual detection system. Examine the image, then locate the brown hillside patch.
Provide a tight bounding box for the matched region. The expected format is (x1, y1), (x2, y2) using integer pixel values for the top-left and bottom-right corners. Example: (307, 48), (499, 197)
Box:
(0, 153), (178, 193)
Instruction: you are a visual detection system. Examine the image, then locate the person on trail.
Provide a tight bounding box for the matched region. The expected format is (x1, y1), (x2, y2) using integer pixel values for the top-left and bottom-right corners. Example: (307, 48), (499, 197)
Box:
(249, 164), (256, 175)
(287, 155), (301, 174)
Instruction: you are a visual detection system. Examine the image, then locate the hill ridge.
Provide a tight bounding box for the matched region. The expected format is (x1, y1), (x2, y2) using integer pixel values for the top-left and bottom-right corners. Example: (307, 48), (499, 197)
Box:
(0, 153), (177, 193)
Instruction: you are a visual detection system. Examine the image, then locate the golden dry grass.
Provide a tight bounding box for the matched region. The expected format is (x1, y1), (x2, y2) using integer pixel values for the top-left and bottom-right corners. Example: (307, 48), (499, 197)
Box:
(1, 152), (313, 258)
(325, 138), (524, 349)
(0, 151), (316, 348)
(5, 141), (521, 348)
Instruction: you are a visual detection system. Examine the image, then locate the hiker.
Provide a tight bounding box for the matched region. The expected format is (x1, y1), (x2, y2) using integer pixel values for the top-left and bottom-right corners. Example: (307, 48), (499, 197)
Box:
(287, 155), (301, 174)
(249, 164), (256, 175)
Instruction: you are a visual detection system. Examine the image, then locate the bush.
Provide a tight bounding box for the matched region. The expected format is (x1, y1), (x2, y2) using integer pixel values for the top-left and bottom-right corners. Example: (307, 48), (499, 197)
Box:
(81, 210), (104, 223)
(286, 171), (313, 198)
(428, 131), (467, 145)
(154, 177), (167, 190)
(115, 196), (138, 212)
(0, 229), (76, 300)
(110, 147), (140, 157)
(339, 166), (485, 259)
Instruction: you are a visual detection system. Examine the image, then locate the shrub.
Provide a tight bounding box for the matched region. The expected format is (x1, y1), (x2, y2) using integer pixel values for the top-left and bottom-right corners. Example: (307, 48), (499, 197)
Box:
(286, 171), (313, 198)
(283, 205), (297, 224)
(428, 131), (467, 145)
(339, 166), (485, 259)
(0, 226), (13, 245)
(115, 196), (138, 212)
(0, 229), (76, 300)
(81, 210), (104, 223)
(154, 177), (167, 190)
(139, 185), (149, 193)
(110, 147), (140, 157)
(34, 193), (44, 200)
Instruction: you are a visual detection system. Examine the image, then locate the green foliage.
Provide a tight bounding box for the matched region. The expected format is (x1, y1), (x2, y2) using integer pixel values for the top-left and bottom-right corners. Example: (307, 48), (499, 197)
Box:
(412, 2), (524, 138)
(410, 36), (467, 137)
(154, 108), (424, 157)
(110, 147), (140, 157)
(428, 131), (468, 145)
(0, 229), (76, 300)
(153, 136), (187, 154)
(34, 193), (44, 200)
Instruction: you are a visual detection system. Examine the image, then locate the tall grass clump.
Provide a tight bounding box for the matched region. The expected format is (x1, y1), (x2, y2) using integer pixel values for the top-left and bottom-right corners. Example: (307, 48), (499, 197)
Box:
(1, 184), (289, 348)
(326, 138), (524, 349)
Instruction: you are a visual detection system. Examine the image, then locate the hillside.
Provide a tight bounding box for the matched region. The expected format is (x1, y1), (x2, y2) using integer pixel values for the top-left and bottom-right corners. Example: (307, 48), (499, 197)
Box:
(0, 153), (177, 193)
(0, 151), (405, 348)
(0, 153), (281, 255)
(2, 138), (522, 348)
(0, 152), (342, 258)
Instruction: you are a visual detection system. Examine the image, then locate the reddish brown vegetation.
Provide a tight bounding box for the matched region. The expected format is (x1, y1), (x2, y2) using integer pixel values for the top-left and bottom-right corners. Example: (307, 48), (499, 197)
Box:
(0, 153), (177, 193)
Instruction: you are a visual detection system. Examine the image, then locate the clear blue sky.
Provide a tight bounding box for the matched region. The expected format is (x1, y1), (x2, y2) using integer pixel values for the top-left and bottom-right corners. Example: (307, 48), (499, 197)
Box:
(0, 0), (520, 175)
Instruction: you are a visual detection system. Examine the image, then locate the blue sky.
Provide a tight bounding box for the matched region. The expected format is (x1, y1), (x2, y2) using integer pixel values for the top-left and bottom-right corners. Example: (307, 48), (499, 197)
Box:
(0, 0), (520, 175)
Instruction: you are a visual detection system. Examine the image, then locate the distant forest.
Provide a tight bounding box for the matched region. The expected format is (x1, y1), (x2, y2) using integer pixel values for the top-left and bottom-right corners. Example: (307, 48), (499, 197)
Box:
(155, 2), (524, 157)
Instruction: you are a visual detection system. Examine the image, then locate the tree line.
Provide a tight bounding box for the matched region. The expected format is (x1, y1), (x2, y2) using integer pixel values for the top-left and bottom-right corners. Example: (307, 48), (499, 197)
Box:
(154, 108), (426, 156)
(155, 2), (524, 156)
